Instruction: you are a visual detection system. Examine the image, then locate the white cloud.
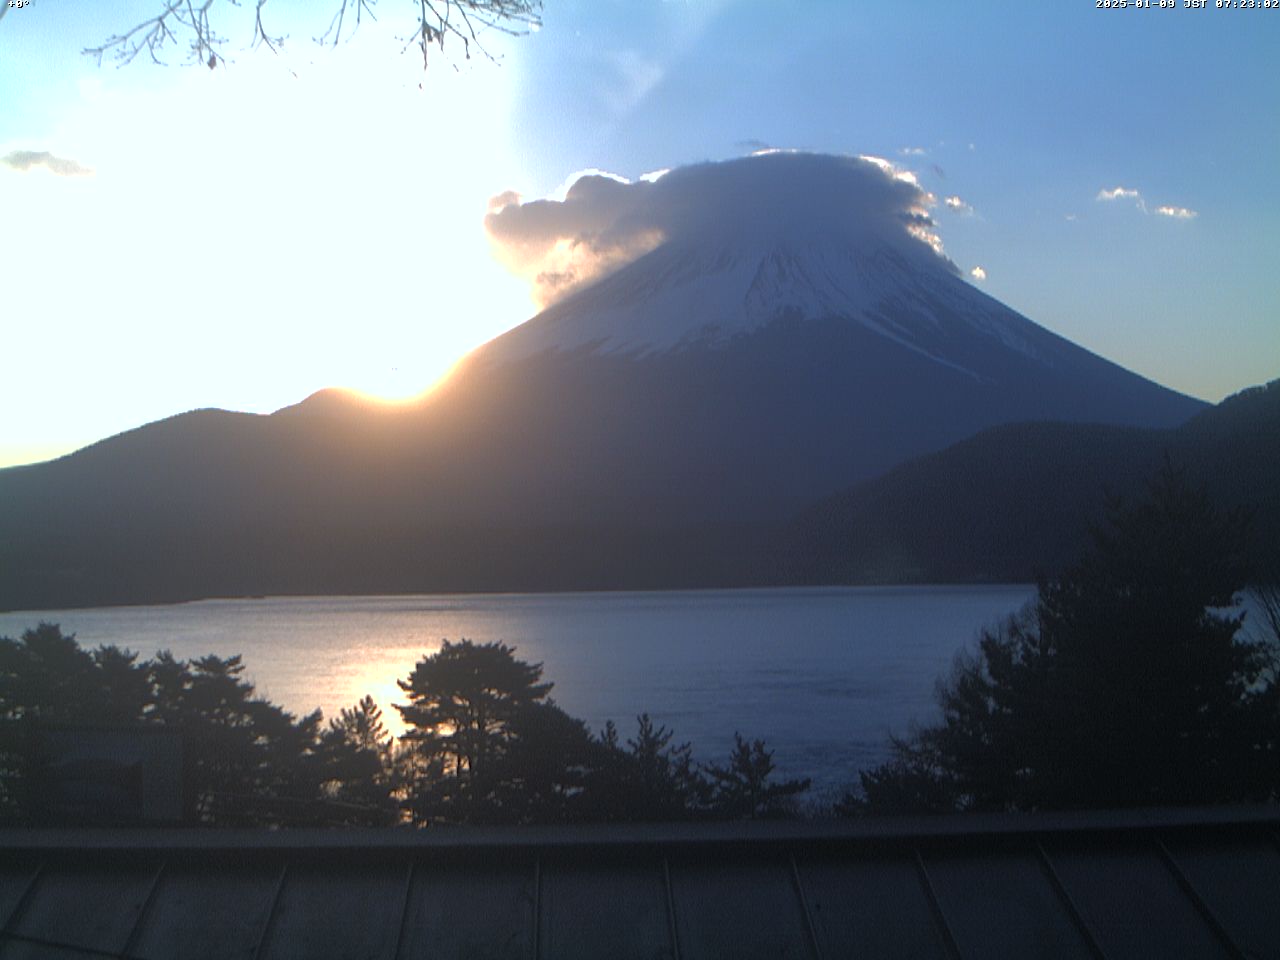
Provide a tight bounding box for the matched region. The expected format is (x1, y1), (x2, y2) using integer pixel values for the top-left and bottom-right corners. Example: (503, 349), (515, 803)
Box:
(1096, 186), (1198, 220)
(900, 146), (927, 156)
(1097, 186), (1142, 203)
(944, 195), (972, 214)
(1, 149), (93, 177)
(549, 167), (632, 201)
(970, 266), (987, 281)
(486, 152), (956, 307)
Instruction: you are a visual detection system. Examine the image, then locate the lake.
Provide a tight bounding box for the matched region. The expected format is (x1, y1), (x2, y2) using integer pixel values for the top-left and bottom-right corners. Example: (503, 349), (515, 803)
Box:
(0, 586), (1036, 795)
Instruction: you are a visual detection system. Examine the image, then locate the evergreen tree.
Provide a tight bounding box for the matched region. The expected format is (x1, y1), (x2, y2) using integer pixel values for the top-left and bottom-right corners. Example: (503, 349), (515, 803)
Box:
(0, 628), (330, 826)
(485, 700), (596, 824)
(0, 625), (152, 822)
(854, 462), (1276, 813)
(706, 733), (810, 819)
(315, 695), (400, 825)
(625, 714), (703, 816)
(576, 714), (707, 822)
(396, 639), (552, 823)
(148, 651), (324, 825)
(0, 624), (149, 726)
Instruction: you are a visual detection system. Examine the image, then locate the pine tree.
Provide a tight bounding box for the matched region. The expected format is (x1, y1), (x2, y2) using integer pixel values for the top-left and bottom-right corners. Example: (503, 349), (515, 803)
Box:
(706, 733), (810, 819)
(855, 461), (1276, 812)
(316, 696), (399, 824)
(395, 639), (552, 822)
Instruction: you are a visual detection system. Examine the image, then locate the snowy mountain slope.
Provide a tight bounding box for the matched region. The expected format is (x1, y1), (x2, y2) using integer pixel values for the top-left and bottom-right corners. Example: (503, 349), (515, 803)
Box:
(478, 223), (1110, 394)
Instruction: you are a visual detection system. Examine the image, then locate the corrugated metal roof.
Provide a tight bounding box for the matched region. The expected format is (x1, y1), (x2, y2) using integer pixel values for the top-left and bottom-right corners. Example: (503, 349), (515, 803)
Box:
(1, 806), (1277, 959)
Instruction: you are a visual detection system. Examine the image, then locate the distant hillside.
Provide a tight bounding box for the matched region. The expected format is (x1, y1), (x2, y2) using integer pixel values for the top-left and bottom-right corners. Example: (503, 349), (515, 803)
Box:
(784, 379), (1280, 584)
(0, 154), (1212, 610)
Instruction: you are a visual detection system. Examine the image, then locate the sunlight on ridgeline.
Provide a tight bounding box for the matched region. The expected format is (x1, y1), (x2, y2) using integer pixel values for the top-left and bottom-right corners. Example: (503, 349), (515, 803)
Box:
(3, 16), (534, 463)
(342, 353), (473, 406)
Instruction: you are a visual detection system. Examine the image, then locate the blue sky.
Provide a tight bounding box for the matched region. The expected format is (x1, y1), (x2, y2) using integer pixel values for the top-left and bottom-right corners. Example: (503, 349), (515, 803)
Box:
(1, 0), (1276, 466)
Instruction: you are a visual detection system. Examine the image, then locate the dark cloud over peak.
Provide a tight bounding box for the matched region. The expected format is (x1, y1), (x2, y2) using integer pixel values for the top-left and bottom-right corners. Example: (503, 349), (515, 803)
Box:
(486, 151), (951, 307)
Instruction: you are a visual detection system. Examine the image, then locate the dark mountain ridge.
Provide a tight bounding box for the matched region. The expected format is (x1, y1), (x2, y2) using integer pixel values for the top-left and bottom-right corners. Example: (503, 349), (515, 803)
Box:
(785, 379), (1280, 585)
(0, 155), (1211, 609)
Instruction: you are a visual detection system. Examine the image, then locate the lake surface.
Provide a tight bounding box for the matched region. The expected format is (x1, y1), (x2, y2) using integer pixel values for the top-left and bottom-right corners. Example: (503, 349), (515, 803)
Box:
(0, 586), (1036, 795)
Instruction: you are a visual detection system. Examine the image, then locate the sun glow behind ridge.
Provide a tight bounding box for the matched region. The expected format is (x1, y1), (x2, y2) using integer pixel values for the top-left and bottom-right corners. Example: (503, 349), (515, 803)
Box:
(1, 19), (534, 463)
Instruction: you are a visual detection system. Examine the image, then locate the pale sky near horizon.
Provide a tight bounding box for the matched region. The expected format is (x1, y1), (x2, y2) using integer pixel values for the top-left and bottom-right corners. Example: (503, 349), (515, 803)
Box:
(1, 0), (1276, 468)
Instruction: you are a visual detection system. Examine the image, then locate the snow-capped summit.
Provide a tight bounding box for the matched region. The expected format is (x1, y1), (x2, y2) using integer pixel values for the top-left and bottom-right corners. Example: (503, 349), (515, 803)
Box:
(480, 229), (1050, 378)
(480, 152), (1068, 379)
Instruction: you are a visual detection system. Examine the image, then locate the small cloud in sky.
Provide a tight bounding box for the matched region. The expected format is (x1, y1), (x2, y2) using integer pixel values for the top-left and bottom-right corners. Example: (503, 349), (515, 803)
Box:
(1096, 186), (1197, 220)
(486, 152), (955, 308)
(1097, 186), (1143, 204)
(970, 266), (987, 281)
(1065, 213), (1078, 221)
(900, 146), (927, 156)
(1, 149), (94, 177)
(606, 49), (664, 113)
(943, 195), (973, 214)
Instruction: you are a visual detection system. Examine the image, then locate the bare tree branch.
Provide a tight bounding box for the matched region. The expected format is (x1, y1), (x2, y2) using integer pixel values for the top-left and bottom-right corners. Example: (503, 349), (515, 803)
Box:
(254, 0), (286, 55)
(1250, 581), (1280, 646)
(84, 0), (540, 70)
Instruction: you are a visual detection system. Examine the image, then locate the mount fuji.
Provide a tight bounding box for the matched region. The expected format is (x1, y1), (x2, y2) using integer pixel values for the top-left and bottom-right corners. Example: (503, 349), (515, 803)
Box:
(454, 153), (1201, 524)
(0, 153), (1205, 608)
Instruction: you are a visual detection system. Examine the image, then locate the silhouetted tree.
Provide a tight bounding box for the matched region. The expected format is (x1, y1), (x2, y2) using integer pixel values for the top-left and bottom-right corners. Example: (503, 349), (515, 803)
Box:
(0, 624), (149, 726)
(840, 731), (957, 816)
(0, 628), (338, 826)
(396, 639), (552, 823)
(2, 625), (818, 827)
(706, 733), (810, 819)
(315, 695), (400, 825)
(0, 625), (152, 822)
(148, 651), (324, 825)
(484, 700), (596, 823)
(1245, 559), (1280, 795)
(83, 1), (541, 70)
(853, 463), (1276, 814)
(576, 714), (708, 822)
(625, 714), (706, 816)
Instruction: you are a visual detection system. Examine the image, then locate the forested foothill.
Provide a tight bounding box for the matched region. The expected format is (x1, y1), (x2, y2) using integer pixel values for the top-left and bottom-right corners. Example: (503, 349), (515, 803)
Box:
(2, 460), (1277, 827)
(788, 378), (1280, 585)
(2, 379), (1273, 613)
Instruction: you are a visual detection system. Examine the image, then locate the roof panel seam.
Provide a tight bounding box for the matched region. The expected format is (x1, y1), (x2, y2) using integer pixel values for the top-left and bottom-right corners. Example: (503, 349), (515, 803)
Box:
(1153, 836), (1248, 960)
